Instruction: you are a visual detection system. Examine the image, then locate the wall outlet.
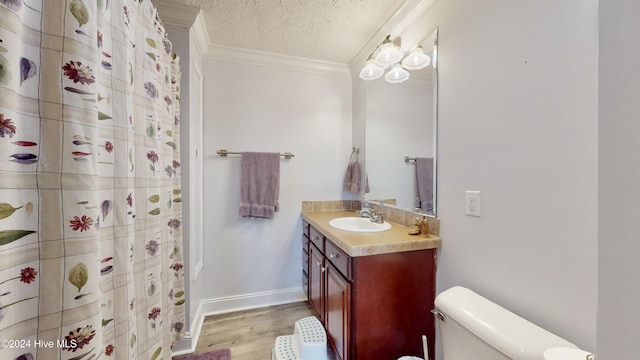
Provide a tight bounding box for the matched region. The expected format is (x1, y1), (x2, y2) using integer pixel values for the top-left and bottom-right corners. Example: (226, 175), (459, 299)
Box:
(465, 191), (481, 217)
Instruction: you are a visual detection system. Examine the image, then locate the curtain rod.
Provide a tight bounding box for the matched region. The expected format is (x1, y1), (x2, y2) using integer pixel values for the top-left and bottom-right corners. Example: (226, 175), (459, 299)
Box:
(216, 149), (295, 160)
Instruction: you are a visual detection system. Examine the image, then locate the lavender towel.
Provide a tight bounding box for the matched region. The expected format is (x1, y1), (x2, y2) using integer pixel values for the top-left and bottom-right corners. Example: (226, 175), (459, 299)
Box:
(415, 157), (434, 212)
(239, 152), (280, 219)
(343, 157), (361, 193)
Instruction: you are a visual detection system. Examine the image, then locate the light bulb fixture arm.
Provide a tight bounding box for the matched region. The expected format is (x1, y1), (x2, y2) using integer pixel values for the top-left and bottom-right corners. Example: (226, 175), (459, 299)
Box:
(365, 34), (392, 61)
(359, 31), (434, 83)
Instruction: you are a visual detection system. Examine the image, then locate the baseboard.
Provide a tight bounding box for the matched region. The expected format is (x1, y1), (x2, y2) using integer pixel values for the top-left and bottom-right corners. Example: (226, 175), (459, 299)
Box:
(201, 287), (307, 316)
(171, 287), (307, 356)
(171, 301), (205, 356)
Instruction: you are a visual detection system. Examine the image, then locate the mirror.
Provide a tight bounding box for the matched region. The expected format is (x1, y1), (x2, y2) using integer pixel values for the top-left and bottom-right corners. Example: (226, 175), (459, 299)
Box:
(365, 28), (438, 216)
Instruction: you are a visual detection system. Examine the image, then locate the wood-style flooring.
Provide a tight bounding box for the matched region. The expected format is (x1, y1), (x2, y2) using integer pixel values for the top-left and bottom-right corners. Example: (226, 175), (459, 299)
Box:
(184, 301), (336, 360)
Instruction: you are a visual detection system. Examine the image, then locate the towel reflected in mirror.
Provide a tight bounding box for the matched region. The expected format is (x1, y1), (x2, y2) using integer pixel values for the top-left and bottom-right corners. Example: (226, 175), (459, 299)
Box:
(415, 157), (433, 212)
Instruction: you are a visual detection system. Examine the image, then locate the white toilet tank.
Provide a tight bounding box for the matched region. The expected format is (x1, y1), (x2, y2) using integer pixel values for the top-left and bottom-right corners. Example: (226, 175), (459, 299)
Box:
(434, 286), (578, 360)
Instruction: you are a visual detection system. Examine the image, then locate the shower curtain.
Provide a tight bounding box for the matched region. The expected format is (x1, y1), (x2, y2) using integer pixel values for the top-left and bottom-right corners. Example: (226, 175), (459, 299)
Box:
(0, 0), (185, 359)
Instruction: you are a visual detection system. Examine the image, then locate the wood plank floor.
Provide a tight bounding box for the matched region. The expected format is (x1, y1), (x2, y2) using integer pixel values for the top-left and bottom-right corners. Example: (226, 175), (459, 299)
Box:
(181, 301), (336, 360)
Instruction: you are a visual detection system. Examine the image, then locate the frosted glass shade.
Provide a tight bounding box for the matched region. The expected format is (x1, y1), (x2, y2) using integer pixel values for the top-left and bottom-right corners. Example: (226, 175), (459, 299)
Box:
(385, 64), (410, 84)
(359, 59), (384, 80)
(374, 42), (403, 68)
(402, 46), (431, 70)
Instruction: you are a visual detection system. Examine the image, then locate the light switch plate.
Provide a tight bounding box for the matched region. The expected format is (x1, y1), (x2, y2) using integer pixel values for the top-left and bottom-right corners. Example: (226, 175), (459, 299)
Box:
(465, 191), (481, 217)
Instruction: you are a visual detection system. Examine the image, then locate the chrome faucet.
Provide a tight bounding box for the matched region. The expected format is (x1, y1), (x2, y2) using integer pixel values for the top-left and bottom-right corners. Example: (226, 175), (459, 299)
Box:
(357, 208), (374, 218)
(357, 208), (385, 224)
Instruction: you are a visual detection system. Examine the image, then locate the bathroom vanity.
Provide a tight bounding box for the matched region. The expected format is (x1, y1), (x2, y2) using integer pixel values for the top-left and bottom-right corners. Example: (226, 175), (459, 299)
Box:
(301, 210), (441, 360)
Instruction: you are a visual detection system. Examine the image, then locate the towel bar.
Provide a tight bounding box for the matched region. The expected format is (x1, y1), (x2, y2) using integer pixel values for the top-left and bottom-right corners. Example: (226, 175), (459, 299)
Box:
(217, 149), (295, 159)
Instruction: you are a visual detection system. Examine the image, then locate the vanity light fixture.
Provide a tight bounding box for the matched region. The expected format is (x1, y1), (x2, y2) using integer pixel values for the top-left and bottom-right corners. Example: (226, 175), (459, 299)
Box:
(385, 63), (410, 83)
(359, 57), (384, 80)
(374, 36), (403, 68)
(359, 34), (433, 84)
(401, 45), (431, 70)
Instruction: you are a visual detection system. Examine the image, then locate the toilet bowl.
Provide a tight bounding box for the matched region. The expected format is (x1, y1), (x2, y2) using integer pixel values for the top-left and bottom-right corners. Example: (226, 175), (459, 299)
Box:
(434, 286), (594, 360)
(544, 347), (596, 360)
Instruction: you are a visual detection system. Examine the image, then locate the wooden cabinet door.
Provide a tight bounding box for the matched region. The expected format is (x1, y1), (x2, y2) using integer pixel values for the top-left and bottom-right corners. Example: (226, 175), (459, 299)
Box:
(308, 243), (325, 321)
(352, 249), (436, 360)
(325, 262), (351, 360)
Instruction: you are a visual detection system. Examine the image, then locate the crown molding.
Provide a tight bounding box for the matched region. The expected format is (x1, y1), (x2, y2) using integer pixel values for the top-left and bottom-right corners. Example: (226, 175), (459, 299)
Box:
(348, 0), (435, 76)
(154, 1), (200, 28)
(155, 0), (433, 78)
(191, 12), (210, 57)
(204, 44), (351, 78)
(154, 1), (210, 57)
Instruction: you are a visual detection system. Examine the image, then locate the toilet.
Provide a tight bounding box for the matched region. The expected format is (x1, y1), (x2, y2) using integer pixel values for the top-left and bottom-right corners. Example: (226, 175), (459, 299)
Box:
(544, 347), (596, 360)
(434, 286), (595, 360)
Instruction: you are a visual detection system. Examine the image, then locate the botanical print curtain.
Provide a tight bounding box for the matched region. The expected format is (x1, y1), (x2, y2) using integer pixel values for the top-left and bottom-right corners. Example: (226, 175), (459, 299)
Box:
(0, 0), (185, 359)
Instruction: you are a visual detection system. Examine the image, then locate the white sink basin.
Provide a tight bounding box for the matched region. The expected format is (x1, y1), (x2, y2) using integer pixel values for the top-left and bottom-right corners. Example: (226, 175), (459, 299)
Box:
(328, 217), (391, 233)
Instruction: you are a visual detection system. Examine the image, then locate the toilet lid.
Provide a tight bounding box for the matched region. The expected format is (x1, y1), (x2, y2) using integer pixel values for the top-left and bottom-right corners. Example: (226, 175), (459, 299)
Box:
(544, 347), (594, 360)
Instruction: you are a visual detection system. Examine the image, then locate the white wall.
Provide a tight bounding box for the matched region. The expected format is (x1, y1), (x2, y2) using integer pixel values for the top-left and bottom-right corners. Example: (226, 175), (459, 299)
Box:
(353, 0), (598, 355)
(166, 21), (207, 341)
(431, 0), (598, 353)
(598, 0), (640, 358)
(200, 57), (352, 308)
(164, 11), (207, 352)
(166, 23), (199, 329)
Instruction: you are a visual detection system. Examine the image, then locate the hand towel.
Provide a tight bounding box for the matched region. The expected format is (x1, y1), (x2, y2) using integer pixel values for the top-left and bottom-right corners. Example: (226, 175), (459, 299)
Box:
(239, 152), (280, 219)
(415, 157), (434, 212)
(343, 151), (361, 193)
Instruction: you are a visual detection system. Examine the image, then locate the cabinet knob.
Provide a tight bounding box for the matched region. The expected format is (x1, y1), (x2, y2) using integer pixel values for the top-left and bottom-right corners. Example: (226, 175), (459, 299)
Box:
(321, 266), (327, 273)
(329, 253), (338, 259)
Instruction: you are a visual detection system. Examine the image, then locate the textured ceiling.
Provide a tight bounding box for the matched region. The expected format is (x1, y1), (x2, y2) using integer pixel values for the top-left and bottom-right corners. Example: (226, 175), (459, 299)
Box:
(157, 0), (407, 64)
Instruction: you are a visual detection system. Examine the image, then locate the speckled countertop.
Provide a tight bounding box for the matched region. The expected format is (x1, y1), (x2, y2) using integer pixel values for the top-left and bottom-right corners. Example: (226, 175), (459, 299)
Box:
(301, 210), (441, 257)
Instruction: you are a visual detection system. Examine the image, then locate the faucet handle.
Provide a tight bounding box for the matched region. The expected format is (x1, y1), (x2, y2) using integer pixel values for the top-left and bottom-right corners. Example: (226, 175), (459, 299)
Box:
(377, 211), (384, 223)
